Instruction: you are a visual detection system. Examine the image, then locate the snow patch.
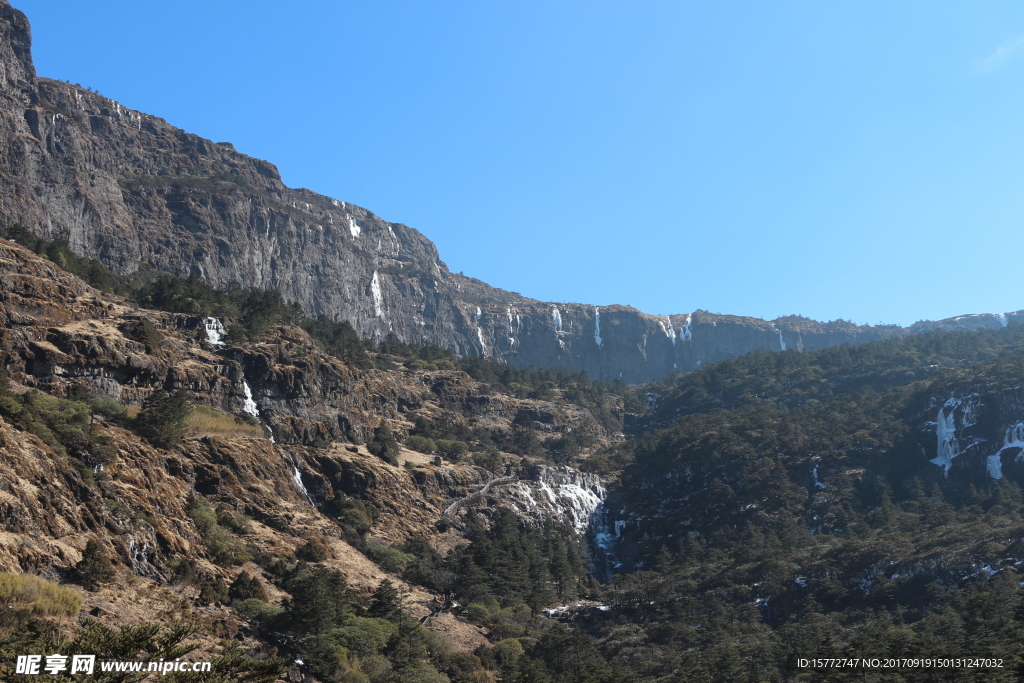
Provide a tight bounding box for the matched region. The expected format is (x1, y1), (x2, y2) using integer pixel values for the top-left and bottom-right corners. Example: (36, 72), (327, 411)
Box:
(681, 314), (693, 342)
(348, 216), (360, 237)
(552, 306), (562, 332)
(998, 313), (1009, 328)
(988, 455), (1003, 480)
(594, 308), (603, 348)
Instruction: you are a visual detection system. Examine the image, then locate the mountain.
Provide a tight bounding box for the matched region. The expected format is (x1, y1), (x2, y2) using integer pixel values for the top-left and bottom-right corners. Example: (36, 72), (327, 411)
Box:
(5, 226), (1024, 680)
(7, 2), (1024, 679)
(0, 0), (1019, 386)
(0, 235), (621, 678)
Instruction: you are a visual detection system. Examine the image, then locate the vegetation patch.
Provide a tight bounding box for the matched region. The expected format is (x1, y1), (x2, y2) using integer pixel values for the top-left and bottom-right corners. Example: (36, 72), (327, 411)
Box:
(187, 405), (264, 438)
(0, 573), (83, 618)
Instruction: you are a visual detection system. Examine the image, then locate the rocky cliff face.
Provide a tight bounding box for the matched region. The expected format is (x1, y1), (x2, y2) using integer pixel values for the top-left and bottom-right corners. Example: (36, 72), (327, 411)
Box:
(0, 0), (1020, 384)
(0, 237), (615, 452)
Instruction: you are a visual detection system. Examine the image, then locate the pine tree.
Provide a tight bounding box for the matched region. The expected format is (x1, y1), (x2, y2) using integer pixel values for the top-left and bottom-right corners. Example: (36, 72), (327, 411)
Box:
(368, 578), (402, 621)
(285, 564), (354, 634)
(229, 571), (268, 602)
(133, 389), (191, 448)
(75, 539), (115, 590)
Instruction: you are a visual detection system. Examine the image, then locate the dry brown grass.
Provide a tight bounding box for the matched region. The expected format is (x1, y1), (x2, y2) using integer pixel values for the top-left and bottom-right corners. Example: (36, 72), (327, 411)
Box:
(187, 405), (264, 438)
(0, 573), (83, 618)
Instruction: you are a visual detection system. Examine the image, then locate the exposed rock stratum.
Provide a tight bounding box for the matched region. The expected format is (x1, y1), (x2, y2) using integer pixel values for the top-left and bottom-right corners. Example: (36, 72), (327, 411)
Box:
(0, 0), (1019, 384)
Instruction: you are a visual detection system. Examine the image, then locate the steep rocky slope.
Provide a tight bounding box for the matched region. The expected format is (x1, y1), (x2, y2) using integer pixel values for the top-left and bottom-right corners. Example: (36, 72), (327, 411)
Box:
(0, 237), (625, 672)
(0, 0), (1018, 386)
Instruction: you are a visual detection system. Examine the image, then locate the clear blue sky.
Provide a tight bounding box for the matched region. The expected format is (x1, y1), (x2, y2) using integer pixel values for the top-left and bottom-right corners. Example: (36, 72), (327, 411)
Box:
(14, 0), (1024, 326)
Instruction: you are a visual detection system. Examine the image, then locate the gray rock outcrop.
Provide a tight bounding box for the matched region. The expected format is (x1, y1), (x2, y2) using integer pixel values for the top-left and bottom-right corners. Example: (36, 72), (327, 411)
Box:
(0, 0), (1019, 384)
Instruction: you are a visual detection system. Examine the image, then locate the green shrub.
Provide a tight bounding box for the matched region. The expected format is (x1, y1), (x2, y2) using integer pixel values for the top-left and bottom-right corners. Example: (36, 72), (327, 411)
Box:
(88, 434), (118, 465)
(0, 384), (94, 460)
(338, 503), (375, 537)
(491, 638), (525, 667)
(133, 389), (191, 448)
(186, 494), (218, 535)
(235, 597), (280, 622)
(74, 539), (115, 591)
(404, 435), (436, 454)
(467, 597), (500, 624)
(170, 558), (200, 585)
(216, 507), (252, 534)
(331, 617), (397, 658)
(472, 450), (504, 472)
(367, 419), (400, 465)
(296, 539), (329, 562)
(88, 396), (127, 421)
(364, 545), (415, 573)
(198, 577), (229, 605)
(187, 495), (252, 566)
(435, 439), (469, 461)
(206, 530), (252, 566)
(2, 226), (124, 294)
(379, 662), (448, 683)
(229, 571), (268, 603)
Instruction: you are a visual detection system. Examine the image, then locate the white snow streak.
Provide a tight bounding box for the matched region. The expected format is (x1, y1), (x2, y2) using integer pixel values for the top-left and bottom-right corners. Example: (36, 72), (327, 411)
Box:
(293, 466), (314, 505)
(681, 314), (692, 342)
(370, 271), (385, 318)
(475, 308), (487, 355)
(932, 405), (959, 476)
(594, 308), (603, 348)
(552, 306), (562, 332)
(348, 216), (361, 238)
(241, 380), (260, 420)
(988, 455), (1004, 480)
(659, 317), (677, 344)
